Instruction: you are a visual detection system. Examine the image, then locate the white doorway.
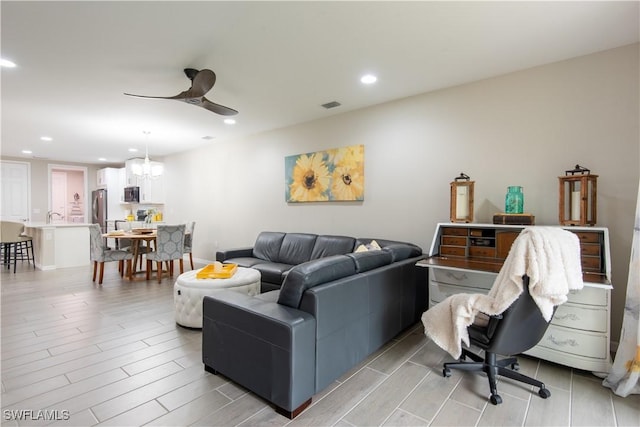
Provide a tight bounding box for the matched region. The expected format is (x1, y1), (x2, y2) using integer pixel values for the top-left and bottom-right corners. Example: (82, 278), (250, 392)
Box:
(0, 160), (31, 222)
(48, 164), (88, 224)
(50, 171), (68, 223)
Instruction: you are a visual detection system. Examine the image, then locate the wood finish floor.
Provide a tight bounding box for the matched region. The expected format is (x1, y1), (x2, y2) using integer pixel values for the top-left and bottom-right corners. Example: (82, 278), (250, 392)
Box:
(2, 262), (639, 427)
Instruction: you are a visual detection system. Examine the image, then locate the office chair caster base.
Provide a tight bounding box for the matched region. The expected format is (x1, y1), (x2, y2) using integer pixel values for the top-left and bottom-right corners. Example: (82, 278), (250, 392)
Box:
(443, 367), (451, 377)
(538, 387), (551, 399)
(490, 394), (502, 405)
(511, 362), (520, 371)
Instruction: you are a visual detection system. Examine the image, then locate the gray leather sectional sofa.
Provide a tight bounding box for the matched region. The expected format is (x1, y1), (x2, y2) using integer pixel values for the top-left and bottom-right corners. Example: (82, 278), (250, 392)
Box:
(216, 231), (363, 292)
(203, 231), (427, 418)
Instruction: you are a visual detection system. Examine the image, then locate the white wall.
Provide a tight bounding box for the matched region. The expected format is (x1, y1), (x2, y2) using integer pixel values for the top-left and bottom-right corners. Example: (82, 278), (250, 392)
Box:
(164, 44), (639, 342)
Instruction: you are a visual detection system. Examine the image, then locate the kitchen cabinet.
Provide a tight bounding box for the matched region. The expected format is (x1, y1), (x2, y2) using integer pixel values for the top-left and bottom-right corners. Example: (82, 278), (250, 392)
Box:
(124, 159), (165, 204)
(418, 223), (612, 374)
(140, 174), (165, 204)
(97, 168), (111, 189)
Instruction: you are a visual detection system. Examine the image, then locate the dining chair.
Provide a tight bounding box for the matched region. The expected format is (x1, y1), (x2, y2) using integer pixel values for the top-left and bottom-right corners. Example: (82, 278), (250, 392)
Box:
(184, 221), (195, 270)
(146, 224), (186, 283)
(89, 224), (133, 284)
(114, 220), (132, 250)
(115, 219), (151, 270)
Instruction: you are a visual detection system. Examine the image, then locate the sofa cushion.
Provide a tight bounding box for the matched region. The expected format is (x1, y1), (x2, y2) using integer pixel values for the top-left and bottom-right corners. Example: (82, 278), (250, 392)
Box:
(277, 233), (318, 265)
(278, 255), (357, 308)
(346, 250), (393, 273)
(382, 244), (421, 262)
(224, 257), (268, 268)
(253, 232), (286, 262)
(310, 235), (356, 259)
(252, 262), (294, 285)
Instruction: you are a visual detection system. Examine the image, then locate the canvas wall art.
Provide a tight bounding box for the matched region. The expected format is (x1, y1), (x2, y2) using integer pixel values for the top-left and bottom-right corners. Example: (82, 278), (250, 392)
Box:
(285, 144), (364, 202)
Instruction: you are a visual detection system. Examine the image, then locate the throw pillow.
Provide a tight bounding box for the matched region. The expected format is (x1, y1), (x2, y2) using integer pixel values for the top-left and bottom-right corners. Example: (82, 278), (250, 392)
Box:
(354, 239), (382, 253)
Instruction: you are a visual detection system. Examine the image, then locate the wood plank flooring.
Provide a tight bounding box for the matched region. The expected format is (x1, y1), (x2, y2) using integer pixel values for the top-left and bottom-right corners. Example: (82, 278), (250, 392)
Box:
(2, 262), (639, 426)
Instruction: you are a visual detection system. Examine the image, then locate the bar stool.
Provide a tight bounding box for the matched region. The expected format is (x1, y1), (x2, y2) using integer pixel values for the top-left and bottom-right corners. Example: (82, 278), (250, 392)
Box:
(1, 221), (30, 273)
(17, 235), (35, 268)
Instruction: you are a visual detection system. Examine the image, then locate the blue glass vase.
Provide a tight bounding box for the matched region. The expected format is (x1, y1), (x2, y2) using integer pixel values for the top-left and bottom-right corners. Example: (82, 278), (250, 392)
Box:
(505, 186), (524, 214)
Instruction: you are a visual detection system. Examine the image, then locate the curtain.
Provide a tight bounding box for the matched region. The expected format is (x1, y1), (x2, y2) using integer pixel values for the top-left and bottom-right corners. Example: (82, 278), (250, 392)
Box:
(602, 180), (640, 396)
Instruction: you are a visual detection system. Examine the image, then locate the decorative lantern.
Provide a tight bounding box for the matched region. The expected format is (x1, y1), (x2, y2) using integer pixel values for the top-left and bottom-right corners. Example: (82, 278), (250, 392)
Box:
(450, 173), (474, 223)
(558, 164), (598, 226)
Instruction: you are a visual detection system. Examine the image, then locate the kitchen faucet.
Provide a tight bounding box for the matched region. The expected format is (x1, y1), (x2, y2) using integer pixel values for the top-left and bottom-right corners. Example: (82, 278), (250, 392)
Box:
(46, 211), (64, 224)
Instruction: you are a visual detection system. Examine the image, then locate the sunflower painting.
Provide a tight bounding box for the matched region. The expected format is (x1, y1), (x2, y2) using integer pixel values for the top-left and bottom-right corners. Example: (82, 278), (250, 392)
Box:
(285, 144), (365, 202)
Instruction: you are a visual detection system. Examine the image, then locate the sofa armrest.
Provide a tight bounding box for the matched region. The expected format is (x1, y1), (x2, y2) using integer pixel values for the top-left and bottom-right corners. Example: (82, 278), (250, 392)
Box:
(216, 247), (253, 262)
(202, 291), (316, 414)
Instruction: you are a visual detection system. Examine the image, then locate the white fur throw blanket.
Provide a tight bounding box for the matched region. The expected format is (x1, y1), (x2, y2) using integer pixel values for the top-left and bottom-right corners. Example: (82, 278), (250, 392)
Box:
(421, 227), (583, 359)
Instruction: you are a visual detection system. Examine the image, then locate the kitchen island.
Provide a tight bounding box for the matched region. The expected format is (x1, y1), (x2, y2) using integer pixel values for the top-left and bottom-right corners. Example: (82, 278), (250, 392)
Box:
(23, 223), (91, 270)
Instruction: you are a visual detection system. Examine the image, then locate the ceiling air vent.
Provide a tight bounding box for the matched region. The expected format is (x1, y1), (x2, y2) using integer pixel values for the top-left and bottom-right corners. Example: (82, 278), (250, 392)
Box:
(321, 101), (341, 109)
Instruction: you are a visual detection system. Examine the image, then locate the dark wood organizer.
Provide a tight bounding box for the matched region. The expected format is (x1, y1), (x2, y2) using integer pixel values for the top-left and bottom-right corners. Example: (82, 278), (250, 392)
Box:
(424, 225), (607, 284)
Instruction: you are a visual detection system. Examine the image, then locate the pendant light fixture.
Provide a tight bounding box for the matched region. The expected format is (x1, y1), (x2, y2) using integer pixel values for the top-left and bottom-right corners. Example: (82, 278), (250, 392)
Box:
(131, 131), (163, 179)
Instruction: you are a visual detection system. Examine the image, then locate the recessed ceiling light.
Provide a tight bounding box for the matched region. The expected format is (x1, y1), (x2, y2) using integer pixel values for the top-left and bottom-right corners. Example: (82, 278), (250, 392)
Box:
(40, 136), (52, 141)
(21, 149), (32, 154)
(360, 74), (377, 84)
(98, 158), (107, 162)
(224, 119), (236, 125)
(128, 148), (138, 152)
(0, 58), (16, 68)
(202, 135), (215, 140)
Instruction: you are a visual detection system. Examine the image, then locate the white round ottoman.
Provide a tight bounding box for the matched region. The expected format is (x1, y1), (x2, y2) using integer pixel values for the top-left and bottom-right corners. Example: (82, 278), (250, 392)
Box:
(174, 266), (261, 328)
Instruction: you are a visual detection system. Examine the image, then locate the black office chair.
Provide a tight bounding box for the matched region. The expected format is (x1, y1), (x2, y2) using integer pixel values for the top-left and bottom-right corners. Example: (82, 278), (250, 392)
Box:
(443, 275), (552, 405)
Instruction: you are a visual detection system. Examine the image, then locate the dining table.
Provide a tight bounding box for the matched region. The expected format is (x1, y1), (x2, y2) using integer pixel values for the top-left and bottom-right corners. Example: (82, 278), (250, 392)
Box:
(102, 228), (191, 280)
(102, 229), (157, 277)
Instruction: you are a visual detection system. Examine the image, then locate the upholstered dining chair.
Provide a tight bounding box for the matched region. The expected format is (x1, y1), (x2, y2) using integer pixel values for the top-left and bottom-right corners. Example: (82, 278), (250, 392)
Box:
(146, 224), (186, 283)
(113, 220), (132, 250)
(183, 221), (195, 270)
(89, 224), (133, 284)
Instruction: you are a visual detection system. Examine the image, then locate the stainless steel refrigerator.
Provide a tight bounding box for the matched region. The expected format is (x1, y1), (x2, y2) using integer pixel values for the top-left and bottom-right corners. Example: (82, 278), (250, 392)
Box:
(91, 189), (107, 233)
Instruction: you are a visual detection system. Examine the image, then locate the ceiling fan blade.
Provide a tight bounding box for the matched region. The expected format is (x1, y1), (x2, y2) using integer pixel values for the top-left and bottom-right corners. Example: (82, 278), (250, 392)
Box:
(189, 69), (216, 98)
(124, 92), (178, 99)
(124, 90), (197, 101)
(201, 97), (238, 116)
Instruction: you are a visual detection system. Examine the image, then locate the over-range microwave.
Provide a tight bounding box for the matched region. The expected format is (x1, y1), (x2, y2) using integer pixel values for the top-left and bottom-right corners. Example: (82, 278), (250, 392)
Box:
(124, 186), (140, 203)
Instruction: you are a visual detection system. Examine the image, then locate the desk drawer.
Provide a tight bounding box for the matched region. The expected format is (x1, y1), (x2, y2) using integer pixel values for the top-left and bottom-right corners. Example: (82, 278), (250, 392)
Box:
(442, 236), (467, 246)
(581, 244), (601, 257)
(581, 256), (602, 272)
(468, 246), (496, 258)
(537, 326), (608, 359)
(431, 268), (495, 291)
(430, 282), (488, 304)
(552, 304), (607, 333)
(440, 246), (466, 257)
(442, 227), (468, 236)
(567, 286), (608, 307)
(573, 232), (601, 244)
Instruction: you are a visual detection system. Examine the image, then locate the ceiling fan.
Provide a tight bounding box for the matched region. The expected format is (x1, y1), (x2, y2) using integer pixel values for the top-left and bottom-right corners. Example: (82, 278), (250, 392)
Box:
(124, 68), (238, 116)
